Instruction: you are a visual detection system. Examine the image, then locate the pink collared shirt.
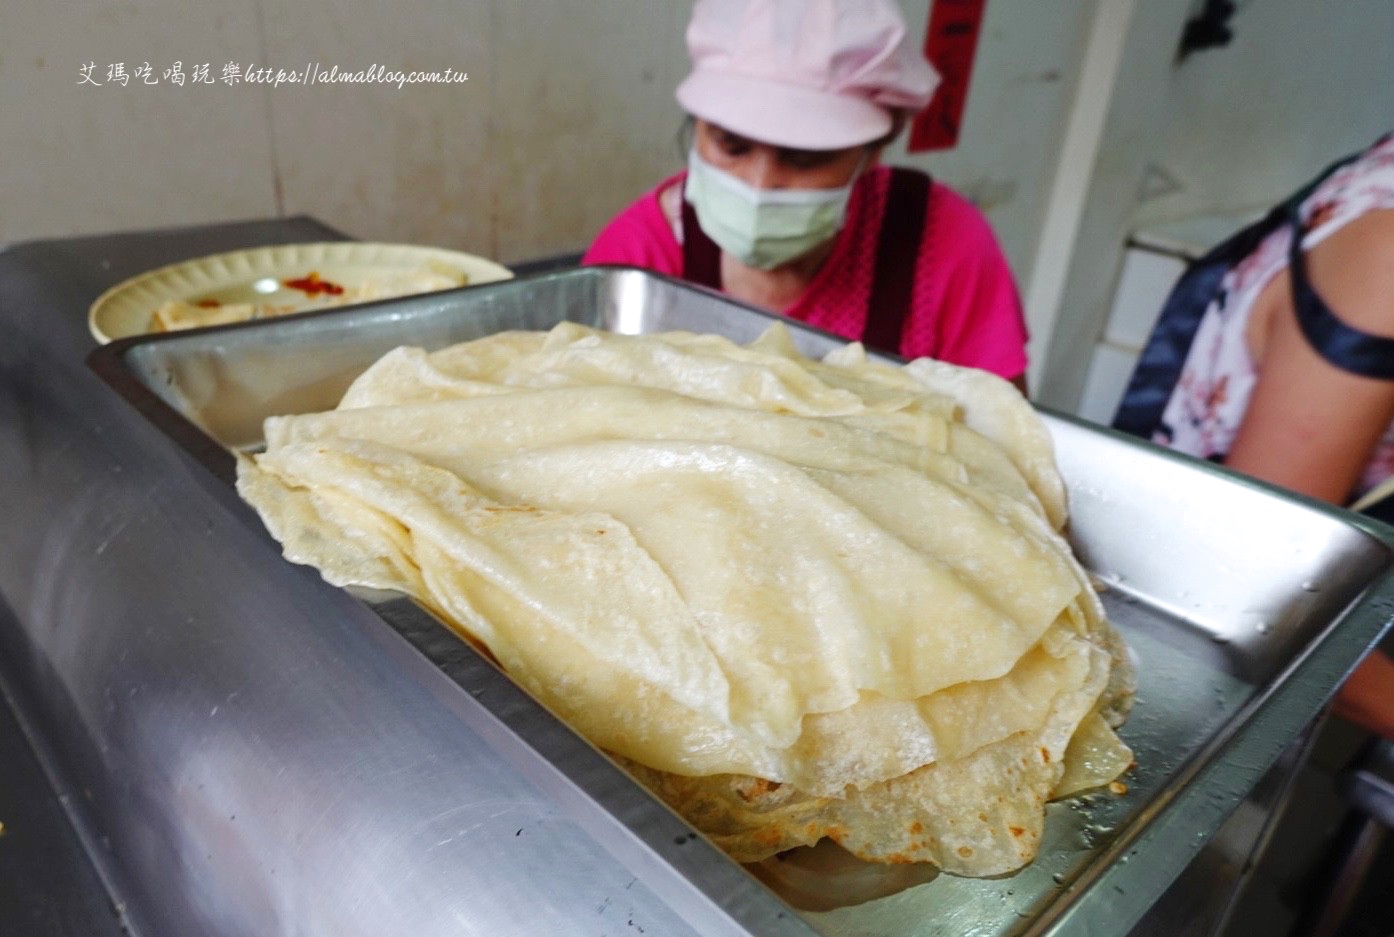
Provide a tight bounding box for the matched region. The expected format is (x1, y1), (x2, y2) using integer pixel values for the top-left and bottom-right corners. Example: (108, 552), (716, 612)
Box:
(582, 166), (1029, 380)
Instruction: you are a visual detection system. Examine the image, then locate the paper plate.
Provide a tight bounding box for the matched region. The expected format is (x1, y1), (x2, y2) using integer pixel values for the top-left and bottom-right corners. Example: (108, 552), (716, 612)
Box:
(89, 242), (514, 344)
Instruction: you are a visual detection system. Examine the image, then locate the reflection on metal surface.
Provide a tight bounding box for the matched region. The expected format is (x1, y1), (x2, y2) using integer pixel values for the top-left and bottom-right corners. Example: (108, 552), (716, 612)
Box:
(1125, 725), (1318, 937)
(0, 667), (129, 937)
(749, 841), (941, 913)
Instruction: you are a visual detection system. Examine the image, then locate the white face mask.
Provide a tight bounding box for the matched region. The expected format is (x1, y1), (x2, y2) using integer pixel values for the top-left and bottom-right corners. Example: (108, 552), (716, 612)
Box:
(683, 147), (863, 270)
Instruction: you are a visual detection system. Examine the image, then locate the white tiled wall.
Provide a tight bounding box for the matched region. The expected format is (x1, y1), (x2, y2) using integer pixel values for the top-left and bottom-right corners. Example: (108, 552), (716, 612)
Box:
(1103, 249), (1186, 348)
(1077, 342), (1142, 425)
(1074, 244), (1186, 426)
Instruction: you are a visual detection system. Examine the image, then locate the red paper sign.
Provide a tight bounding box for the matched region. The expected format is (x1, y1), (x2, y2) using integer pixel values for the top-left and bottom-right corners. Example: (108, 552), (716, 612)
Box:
(908, 0), (988, 152)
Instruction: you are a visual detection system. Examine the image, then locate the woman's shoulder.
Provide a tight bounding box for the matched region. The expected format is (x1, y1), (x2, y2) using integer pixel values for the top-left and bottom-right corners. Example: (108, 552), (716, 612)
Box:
(852, 167), (999, 251)
(925, 179), (1001, 251)
(1303, 133), (1394, 244)
(866, 168), (1025, 376)
(1306, 206), (1394, 338)
(582, 173), (685, 272)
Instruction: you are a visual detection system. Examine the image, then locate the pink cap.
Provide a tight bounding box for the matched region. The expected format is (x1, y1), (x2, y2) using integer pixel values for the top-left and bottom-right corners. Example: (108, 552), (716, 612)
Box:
(676, 0), (940, 151)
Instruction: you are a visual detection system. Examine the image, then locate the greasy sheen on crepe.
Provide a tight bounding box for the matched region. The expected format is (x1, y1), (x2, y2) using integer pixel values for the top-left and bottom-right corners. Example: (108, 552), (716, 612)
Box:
(236, 323), (1135, 876)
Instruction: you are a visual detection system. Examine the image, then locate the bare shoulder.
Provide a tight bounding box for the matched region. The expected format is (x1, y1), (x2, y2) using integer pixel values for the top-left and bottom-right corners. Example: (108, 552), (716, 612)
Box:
(1308, 207), (1394, 337)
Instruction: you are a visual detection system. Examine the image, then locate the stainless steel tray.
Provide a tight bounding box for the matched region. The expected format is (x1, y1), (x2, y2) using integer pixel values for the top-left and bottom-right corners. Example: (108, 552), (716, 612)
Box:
(88, 266), (1394, 936)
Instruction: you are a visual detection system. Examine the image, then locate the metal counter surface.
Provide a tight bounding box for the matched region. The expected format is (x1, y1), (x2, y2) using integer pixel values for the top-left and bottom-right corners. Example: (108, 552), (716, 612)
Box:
(0, 219), (803, 937)
(0, 673), (128, 936)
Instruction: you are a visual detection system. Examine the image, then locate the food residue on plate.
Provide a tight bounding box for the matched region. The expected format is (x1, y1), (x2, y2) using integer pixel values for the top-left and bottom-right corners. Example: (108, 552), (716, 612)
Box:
(148, 267), (466, 333)
(283, 271), (346, 297)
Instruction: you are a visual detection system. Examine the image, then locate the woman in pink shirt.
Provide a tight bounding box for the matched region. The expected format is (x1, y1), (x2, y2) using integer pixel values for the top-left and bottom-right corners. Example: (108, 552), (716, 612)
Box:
(583, 0), (1030, 391)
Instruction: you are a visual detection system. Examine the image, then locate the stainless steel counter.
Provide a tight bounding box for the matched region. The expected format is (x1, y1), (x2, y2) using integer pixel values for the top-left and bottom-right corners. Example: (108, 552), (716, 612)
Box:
(0, 676), (128, 936)
(3, 218), (1391, 937)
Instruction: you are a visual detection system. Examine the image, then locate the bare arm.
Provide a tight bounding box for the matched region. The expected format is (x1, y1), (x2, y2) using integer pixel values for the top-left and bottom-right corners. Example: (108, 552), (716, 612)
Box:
(1335, 650), (1394, 741)
(1224, 208), (1394, 501)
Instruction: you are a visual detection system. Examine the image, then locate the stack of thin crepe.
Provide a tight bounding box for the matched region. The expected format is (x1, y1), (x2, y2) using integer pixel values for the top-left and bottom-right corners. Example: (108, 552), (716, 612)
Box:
(237, 323), (1135, 877)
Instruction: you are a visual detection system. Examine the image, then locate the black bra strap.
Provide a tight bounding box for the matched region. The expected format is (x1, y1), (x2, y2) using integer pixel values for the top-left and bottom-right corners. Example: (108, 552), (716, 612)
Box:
(680, 186), (723, 290)
(1286, 199), (1394, 379)
(863, 168), (931, 356)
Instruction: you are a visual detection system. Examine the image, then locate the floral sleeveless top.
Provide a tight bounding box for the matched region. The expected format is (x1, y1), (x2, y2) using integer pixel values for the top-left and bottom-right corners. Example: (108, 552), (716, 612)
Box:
(1157, 135), (1394, 501)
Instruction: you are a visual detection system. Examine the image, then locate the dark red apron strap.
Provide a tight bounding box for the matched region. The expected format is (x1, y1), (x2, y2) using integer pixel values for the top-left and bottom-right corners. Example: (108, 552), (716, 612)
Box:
(680, 184), (723, 290)
(862, 167), (931, 356)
